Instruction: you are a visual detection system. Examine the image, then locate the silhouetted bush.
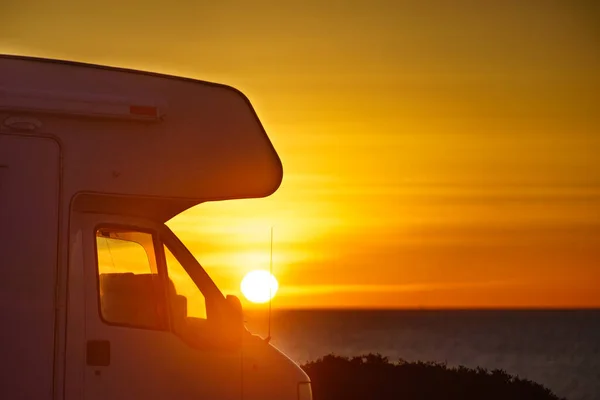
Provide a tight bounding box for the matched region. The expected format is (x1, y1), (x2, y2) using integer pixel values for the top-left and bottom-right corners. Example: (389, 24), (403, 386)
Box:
(301, 354), (566, 400)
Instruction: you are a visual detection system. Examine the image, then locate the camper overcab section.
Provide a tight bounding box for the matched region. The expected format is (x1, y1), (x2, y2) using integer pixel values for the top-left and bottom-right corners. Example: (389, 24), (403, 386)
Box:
(0, 55), (311, 400)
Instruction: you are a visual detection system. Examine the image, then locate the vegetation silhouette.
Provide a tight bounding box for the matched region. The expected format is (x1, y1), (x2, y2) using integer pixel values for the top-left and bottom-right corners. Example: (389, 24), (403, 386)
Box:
(301, 353), (566, 400)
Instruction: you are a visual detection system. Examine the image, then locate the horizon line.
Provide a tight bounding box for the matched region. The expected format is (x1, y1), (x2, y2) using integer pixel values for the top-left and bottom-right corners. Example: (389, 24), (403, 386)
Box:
(243, 305), (600, 312)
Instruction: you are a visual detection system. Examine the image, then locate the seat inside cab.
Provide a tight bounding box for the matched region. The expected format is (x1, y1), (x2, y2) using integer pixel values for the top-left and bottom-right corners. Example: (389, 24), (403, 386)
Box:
(99, 273), (188, 331)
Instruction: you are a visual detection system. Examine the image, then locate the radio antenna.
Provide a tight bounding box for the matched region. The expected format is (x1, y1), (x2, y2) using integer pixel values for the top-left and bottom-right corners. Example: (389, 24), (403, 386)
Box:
(265, 225), (274, 343)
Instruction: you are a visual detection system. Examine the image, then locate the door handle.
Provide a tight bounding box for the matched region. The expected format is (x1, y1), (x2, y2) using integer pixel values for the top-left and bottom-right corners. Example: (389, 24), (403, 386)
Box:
(86, 340), (110, 366)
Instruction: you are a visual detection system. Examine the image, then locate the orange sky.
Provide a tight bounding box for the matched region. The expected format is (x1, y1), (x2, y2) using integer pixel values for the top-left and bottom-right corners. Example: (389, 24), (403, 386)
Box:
(2, 1), (599, 308)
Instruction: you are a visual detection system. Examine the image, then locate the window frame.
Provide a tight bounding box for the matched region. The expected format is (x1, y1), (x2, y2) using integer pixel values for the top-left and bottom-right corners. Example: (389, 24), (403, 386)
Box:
(156, 224), (237, 349)
(158, 224), (225, 304)
(93, 223), (170, 332)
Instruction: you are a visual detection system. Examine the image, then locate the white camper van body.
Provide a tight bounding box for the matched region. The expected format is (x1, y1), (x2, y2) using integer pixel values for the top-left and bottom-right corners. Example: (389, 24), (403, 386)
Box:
(0, 55), (311, 400)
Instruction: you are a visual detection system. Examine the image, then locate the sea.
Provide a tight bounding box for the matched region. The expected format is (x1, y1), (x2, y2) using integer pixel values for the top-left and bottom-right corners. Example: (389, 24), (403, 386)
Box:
(244, 309), (600, 400)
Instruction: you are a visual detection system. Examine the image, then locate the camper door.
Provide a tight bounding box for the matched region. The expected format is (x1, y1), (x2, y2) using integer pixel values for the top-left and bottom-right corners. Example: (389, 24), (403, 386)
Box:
(75, 213), (242, 400)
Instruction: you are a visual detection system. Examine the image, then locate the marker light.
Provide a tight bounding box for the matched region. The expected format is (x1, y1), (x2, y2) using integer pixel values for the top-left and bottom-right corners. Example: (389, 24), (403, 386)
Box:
(0, 87), (165, 122)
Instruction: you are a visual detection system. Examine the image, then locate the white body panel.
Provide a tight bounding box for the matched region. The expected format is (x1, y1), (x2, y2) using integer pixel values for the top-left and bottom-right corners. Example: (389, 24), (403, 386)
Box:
(0, 56), (282, 204)
(0, 55), (310, 400)
(0, 134), (60, 399)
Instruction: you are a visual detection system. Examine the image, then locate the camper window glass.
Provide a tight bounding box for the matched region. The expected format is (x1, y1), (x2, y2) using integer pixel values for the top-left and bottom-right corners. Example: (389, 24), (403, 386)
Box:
(164, 245), (208, 338)
(95, 229), (168, 330)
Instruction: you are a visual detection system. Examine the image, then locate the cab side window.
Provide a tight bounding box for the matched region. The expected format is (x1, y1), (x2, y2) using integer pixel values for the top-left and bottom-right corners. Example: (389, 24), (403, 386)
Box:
(95, 228), (167, 330)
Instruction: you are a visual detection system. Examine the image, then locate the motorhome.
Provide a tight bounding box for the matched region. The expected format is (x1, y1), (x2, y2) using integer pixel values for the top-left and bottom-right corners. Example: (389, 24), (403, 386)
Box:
(0, 55), (312, 400)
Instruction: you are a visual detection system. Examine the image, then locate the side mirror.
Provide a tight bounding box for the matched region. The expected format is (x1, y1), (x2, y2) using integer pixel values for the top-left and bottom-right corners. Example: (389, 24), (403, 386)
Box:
(226, 294), (244, 327)
(206, 295), (244, 350)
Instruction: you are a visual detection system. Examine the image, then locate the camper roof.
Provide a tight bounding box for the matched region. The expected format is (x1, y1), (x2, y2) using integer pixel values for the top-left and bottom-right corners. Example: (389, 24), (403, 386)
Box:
(0, 55), (283, 221)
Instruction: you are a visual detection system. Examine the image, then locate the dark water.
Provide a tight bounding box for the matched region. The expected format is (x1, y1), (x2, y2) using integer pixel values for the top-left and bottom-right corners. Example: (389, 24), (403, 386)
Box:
(245, 309), (600, 400)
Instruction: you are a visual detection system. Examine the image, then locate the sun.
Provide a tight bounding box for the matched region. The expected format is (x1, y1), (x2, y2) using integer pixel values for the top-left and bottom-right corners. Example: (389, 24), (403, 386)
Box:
(240, 270), (279, 304)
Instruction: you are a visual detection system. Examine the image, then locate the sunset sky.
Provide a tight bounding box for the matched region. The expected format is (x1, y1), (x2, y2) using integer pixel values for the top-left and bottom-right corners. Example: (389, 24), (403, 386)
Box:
(2, 1), (599, 308)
